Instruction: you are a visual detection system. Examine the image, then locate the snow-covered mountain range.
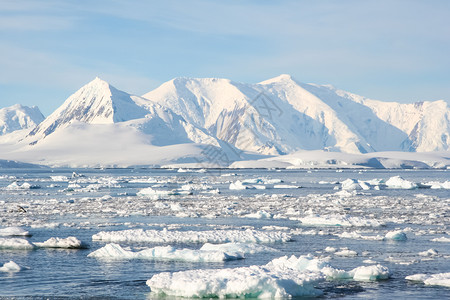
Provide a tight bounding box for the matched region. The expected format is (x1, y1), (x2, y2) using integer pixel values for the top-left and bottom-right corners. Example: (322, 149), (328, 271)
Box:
(0, 75), (448, 167)
(0, 104), (44, 135)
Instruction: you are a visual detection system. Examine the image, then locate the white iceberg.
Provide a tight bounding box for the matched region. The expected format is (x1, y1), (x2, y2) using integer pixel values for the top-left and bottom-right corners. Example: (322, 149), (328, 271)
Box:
(406, 273), (450, 287)
(147, 254), (390, 298)
(299, 214), (383, 227)
(229, 181), (251, 190)
(92, 229), (292, 244)
(34, 236), (87, 249)
(0, 238), (35, 250)
(4, 182), (40, 190)
(0, 261), (22, 272)
(385, 230), (407, 241)
(243, 210), (273, 219)
(88, 243), (242, 262)
(200, 243), (278, 255)
(385, 176), (417, 189)
(350, 264), (391, 281)
(0, 226), (31, 237)
(431, 236), (450, 243)
(137, 187), (191, 199)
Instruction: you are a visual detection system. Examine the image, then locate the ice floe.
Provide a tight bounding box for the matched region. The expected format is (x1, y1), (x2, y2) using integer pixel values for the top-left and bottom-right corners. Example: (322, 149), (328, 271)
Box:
(0, 261), (22, 272)
(385, 230), (407, 241)
(350, 265), (391, 281)
(147, 254), (390, 298)
(92, 229), (292, 244)
(431, 236), (450, 243)
(0, 227), (31, 237)
(242, 210), (273, 219)
(88, 243), (242, 262)
(299, 214), (383, 227)
(0, 238), (35, 250)
(199, 243), (278, 255)
(4, 182), (40, 190)
(406, 273), (450, 287)
(385, 176), (418, 189)
(34, 237), (87, 249)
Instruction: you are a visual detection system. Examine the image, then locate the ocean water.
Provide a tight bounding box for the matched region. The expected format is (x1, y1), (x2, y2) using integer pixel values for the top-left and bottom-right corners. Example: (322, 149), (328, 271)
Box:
(0, 168), (449, 299)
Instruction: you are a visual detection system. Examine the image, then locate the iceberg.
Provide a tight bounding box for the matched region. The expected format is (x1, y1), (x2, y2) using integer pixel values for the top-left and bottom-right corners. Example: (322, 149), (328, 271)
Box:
(147, 254), (390, 298)
(0, 261), (22, 272)
(92, 229), (292, 244)
(88, 243), (243, 262)
(406, 273), (450, 287)
(0, 238), (35, 250)
(0, 226), (31, 237)
(385, 230), (407, 241)
(299, 214), (383, 227)
(34, 237), (87, 249)
(350, 265), (391, 281)
(385, 176), (417, 189)
(200, 243), (278, 255)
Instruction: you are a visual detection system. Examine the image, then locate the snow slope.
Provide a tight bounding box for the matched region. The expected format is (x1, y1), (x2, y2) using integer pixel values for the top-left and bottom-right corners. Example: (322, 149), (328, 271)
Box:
(0, 104), (44, 135)
(143, 75), (449, 155)
(0, 75), (448, 167)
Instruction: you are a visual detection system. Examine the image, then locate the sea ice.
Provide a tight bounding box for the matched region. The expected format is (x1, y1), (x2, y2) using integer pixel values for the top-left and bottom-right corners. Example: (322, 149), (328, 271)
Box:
(0, 238), (35, 250)
(88, 243), (242, 262)
(431, 236), (450, 243)
(147, 254), (390, 298)
(350, 265), (391, 281)
(137, 187), (191, 199)
(229, 181), (251, 190)
(385, 230), (407, 241)
(34, 237), (87, 249)
(385, 176), (417, 189)
(406, 273), (450, 287)
(243, 210), (273, 219)
(4, 182), (40, 190)
(92, 229), (292, 244)
(299, 214), (383, 227)
(0, 261), (21, 272)
(200, 243), (277, 255)
(0, 226), (31, 237)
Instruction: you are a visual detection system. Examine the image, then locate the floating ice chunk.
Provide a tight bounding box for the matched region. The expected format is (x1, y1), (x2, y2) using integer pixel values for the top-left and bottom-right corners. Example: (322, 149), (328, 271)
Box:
(92, 229), (291, 244)
(264, 179), (283, 184)
(341, 179), (363, 190)
(273, 184), (301, 189)
(242, 178), (263, 184)
(335, 248), (358, 256)
(243, 210), (273, 219)
(200, 243), (277, 255)
(418, 249), (438, 257)
(34, 237), (87, 249)
(350, 265), (391, 281)
(180, 183), (213, 191)
(0, 261), (21, 272)
(406, 273), (450, 287)
(0, 238), (35, 250)
(385, 176), (417, 189)
(385, 230), (407, 241)
(337, 231), (384, 241)
(229, 180), (251, 190)
(299, 214), (383, 227)
(426, 181), (450, 189)
(431, 236), (450, 243)
(147, 255), (333, 298)
(137, 187), (191, 199)
(4, 182), (40, 190)
(50, 176), (69, 182)
(0, 227), (31, 237)
(324, 247), (336, 253)
(88, 243), (242, 262)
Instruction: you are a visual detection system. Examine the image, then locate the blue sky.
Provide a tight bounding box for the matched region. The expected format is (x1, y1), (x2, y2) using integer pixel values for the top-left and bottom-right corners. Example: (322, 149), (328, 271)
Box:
(1, 0), (449, 116)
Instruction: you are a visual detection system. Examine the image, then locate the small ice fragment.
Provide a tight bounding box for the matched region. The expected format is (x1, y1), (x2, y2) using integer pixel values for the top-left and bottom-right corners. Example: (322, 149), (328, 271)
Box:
(34, 237), (87, 249)
(406, 273), (450, 287)
(0, 261), (21, 272)
(385, 230), (407, 241)
(350, 264), (390, 281)
(0, 227), (31, 237)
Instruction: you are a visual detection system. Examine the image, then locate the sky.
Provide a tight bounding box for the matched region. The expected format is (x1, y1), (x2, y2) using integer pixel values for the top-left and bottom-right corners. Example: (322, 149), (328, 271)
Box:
(1, 0), (449, 116)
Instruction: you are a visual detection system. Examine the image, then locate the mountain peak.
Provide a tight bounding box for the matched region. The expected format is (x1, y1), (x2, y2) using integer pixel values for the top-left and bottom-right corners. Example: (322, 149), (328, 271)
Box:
(259, 74), (297, 85)
(27, 78), (149, 141)
(0, 104), (44, 135)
